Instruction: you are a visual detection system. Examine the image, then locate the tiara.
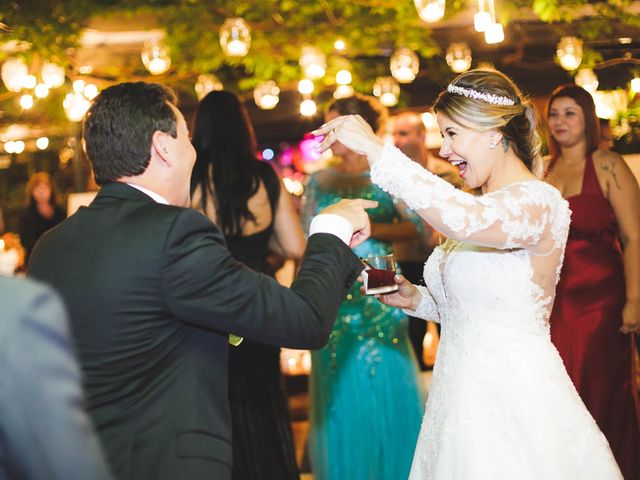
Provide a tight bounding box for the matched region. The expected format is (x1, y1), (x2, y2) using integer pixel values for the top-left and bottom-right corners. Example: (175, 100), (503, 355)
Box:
(447, 84), (515, 106)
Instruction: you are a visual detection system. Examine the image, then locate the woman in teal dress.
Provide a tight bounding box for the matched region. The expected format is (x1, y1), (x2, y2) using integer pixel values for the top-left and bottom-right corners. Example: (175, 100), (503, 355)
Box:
(302, 95), (425, 480)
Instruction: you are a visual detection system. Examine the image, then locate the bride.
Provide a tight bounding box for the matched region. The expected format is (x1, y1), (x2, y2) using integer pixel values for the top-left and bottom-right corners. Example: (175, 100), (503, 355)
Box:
(314, 69), (622, 479)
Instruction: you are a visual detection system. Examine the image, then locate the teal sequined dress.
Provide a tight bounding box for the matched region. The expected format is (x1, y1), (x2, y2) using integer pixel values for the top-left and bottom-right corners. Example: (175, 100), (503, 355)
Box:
(302, 169), (425, 480)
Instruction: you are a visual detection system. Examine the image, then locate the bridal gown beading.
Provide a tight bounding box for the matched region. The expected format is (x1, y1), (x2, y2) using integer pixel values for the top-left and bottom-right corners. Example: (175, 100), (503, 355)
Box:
(370, 145), (622, 480)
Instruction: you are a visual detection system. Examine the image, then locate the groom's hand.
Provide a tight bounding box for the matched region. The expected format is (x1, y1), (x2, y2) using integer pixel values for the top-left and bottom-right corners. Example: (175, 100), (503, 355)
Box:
(320, 198), (378, 248)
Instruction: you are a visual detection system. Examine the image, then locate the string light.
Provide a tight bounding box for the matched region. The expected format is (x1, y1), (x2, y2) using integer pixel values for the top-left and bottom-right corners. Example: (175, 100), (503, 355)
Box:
(414, 0), (445, 23)
(253, 80), (280, 110)
(195, 74), (224, 100)
(556, 36), (583, 71)
(141, 38), (171, 75)
(390, 47), (420, 83)
(220, 18), (251, 57)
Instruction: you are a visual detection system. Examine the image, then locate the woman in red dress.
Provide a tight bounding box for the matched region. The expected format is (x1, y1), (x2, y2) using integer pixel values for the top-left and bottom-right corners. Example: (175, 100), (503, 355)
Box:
(544, 84), (640, 479)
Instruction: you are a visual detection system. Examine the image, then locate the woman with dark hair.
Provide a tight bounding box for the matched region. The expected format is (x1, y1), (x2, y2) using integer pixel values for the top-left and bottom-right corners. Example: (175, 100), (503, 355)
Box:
(315, 70), (622, 478)
(191, 90), (306, 480)
(19, 172), (66, 261)
(544, 84), (640, 479)
(301, 94), (424, 480)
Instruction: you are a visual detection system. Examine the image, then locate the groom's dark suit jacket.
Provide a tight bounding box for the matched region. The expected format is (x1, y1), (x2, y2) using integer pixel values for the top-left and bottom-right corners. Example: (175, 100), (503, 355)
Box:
(28, 182), (362, 480)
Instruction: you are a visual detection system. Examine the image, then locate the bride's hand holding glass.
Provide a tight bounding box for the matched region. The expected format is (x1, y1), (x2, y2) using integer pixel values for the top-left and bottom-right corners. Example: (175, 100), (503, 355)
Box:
(360, 273), (421, 311)
(313, 114), (384, 162)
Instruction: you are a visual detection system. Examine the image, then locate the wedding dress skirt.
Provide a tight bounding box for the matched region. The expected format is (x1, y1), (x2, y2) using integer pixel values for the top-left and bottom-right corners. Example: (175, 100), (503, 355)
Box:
(407, 244), (622, 480)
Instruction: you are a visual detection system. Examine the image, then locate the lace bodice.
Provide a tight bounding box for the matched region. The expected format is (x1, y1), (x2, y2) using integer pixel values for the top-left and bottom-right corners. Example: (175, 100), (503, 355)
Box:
(370, 145), (570, 328)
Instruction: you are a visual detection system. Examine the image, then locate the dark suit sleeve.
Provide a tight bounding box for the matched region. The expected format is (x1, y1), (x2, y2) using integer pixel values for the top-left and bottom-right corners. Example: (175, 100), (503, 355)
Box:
(0, 282), (113, 480)
(162, 209), (362, 349)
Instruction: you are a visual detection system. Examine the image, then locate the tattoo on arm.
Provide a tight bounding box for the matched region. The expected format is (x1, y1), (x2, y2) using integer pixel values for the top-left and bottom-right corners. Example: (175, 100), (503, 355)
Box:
(601, 158), (621, 190)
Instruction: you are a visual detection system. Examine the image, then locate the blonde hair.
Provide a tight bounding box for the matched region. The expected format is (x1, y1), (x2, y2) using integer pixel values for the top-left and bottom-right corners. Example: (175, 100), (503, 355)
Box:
(434, 69), (542, 174)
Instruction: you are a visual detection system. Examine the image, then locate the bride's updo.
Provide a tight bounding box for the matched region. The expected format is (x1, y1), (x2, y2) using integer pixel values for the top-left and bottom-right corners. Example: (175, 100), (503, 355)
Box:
(433, 69), (542, 174)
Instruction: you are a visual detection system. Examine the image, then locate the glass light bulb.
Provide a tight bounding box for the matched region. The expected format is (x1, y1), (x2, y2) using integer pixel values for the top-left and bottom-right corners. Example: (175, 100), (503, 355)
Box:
(298, 79), (314, 95)
(484, 23), (505, 44)
(474, 11), (491, 32)
(300, 99), (317, 116)
(1, 58), (28, 92)
(36, 137), (49, 150)
(141, 39), (171, 75)
(253, 80), (280, 110)
(220, 18), (251, 57)
(19, 94), (33, 109)
(335, 69), (352, 85)
(34, 83), (49, 98)
(299, 46), (326, 80)
(414, 0), (445, 22)
(41, 62), (65, 88)
(195, 74), (224, 100)
(556, 36), (583, 71)
(390, 47), (420, 83)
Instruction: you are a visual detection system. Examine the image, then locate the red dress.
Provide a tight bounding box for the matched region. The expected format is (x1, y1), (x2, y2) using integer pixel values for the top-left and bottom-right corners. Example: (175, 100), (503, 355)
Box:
(549, 154), (640, 479)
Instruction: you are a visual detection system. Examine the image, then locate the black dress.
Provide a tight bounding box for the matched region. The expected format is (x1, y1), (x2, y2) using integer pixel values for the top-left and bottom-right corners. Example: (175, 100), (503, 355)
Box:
(19, 204), (66, 261)
(225, 161), (299, 480)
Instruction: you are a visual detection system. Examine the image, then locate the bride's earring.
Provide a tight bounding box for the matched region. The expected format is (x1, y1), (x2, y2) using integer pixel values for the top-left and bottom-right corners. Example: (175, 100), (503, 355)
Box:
(489, 142), (497, 150)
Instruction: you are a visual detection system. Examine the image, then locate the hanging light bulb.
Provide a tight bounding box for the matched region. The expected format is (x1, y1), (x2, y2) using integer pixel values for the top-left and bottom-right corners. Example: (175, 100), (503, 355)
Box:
(83, 83), (99, 100)
(72, 79), (85, 93)
(1, 57), (28, 92)
(482, 0), (504, 44)
(298, 78), (314, 95)
(12, 140), (25, 154)
(414, 0), (445, 23)
(334, 39), (346, 51)
(34, 83), (49, 98)
(484, 22), (504, 44)
(333, 85), (354, 99)
(631, 77), (640, 94)
(556, 36), (583, 71)
(253, 80), (280, 110)
(390, 47), (420, 83)
(220, 17), (251, 57)
(23, 74), (37, 89)
(300, 98), (317, 116)
(575, 68), (598, 94)
(36, 137), (49, 150)
(335, 69), (352, 85)
(63, 92), (91, 122)
(141, 38), (171, 75)
(299, 46), (326, 80)
(373, 76), (400, 107)
(19, 94), (33, 109)
(474, 0), (491, 32)
(195, 74), (224, 100)
(41, 62), (66, 88)
(446, 43), (472, 73)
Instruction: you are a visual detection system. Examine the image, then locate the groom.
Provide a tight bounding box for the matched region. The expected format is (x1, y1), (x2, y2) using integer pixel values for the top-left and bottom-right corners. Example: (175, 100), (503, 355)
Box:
(28, 82), (373, 480)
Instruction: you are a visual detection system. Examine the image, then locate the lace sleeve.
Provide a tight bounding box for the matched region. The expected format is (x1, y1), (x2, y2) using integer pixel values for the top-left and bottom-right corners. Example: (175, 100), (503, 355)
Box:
(403, 285), (440, 323)
(371, 145), (569, 254)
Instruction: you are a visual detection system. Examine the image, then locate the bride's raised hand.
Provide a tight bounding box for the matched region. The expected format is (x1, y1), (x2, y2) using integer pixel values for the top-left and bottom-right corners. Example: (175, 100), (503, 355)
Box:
(313, 115), (384, 163)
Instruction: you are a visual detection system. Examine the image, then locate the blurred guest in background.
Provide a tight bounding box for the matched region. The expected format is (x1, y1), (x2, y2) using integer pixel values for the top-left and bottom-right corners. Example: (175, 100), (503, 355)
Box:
(599, 117), (614, 151)
(391, 111), (463, 369)
(545, 84), (640, 479)
(0, 275), (112, 480)
(191, 90), (306, 480)
(19, 172), (66, 261)
(302, 94), (424, 480)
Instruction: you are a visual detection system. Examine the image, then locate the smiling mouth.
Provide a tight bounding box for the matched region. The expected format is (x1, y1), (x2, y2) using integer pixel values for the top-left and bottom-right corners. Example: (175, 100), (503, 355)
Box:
(450, 159), (468, 177)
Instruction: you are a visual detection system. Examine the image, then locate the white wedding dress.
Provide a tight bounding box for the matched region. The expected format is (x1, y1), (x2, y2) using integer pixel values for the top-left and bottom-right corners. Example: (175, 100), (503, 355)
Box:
(371, 146), (622, 480)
